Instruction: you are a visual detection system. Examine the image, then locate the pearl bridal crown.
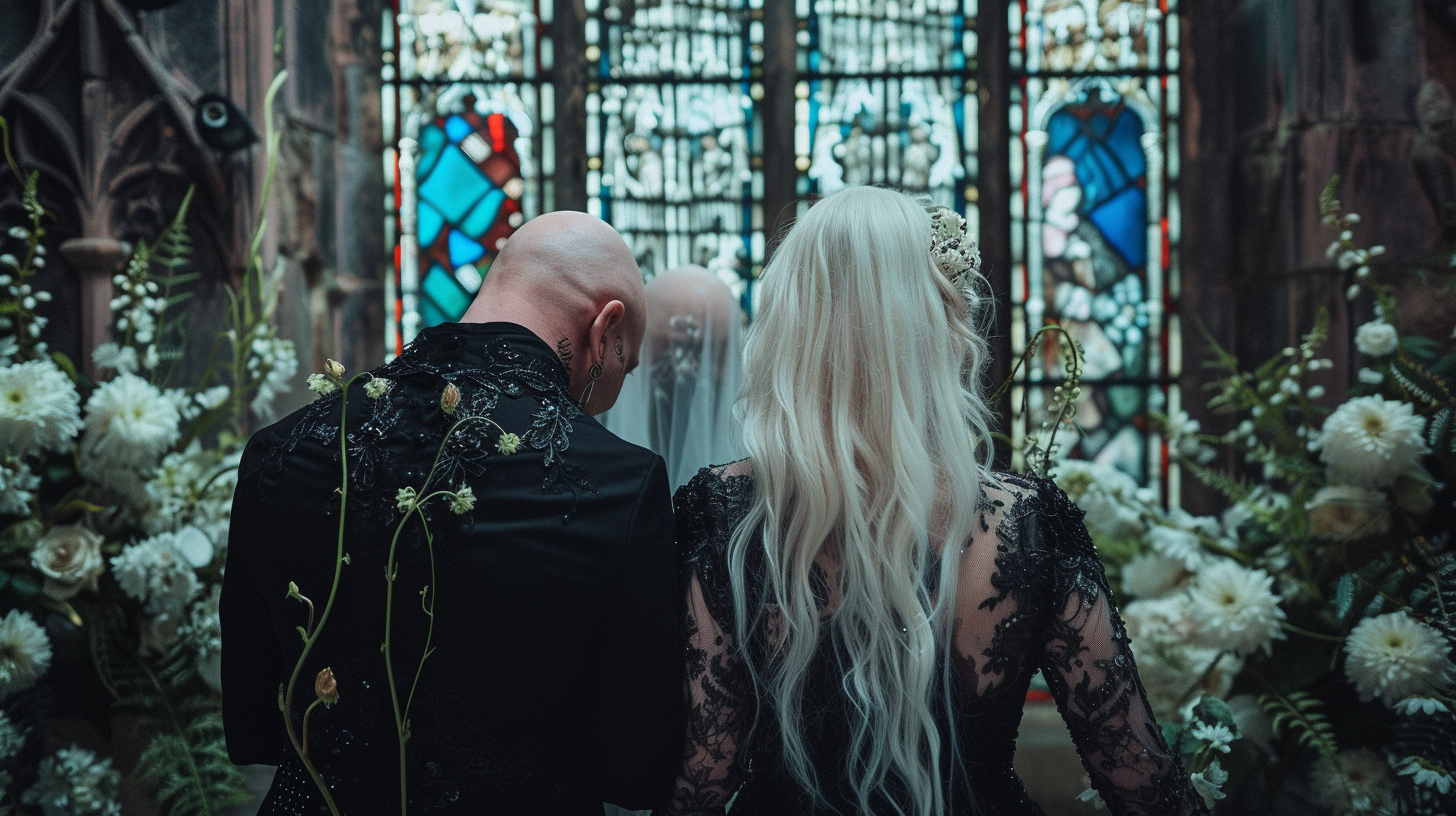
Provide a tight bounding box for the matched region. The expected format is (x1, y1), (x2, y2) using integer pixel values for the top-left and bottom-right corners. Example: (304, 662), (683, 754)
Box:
(928, 206), (981, 289)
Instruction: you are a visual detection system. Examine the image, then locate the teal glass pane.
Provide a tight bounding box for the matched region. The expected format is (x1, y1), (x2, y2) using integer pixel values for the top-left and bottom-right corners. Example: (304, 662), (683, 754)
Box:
(417, 125), (448, 180)
(418, 148), (494, 223)
(418, 201), (446, 248)
(444, 114), (473, 143)
(421, 264), (473, 320)
(460, 188), (506, 238)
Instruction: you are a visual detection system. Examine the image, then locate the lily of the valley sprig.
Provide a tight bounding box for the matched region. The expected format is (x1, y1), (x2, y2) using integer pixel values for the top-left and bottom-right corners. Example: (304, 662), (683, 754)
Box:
(285, 363), (521, 816)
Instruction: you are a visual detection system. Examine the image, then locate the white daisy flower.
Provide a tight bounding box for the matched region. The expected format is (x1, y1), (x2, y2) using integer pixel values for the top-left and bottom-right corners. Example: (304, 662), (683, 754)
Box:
(1316, 396), (1428, 489)
(109, 532), (202, 617)
(1187, 560), (1287, 657)
(1344, 611), (1452, 707)
(1189, 722), (1236, 754)
(1354, 320), (1398, 357)
(1397, 757), (1453, 794)
(0, 608), (53, 699)
(23, 744), (123, 816)
(1146, 525), (1206, 571)
(0, 358), (83, 457)
(82, 373), (181, 467)
(1189, 758), (1229, 807)
(1395, 695), (1450, 716)
(1311, 749), (1393, 816)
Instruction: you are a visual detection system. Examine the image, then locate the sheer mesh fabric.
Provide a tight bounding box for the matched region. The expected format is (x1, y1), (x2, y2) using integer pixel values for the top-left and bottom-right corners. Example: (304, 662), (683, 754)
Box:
(664, 464), (1209, 816)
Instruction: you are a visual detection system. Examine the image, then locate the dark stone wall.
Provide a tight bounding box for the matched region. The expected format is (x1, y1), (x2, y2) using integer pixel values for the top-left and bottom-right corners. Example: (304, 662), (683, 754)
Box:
(1179, 0), (1456, 512)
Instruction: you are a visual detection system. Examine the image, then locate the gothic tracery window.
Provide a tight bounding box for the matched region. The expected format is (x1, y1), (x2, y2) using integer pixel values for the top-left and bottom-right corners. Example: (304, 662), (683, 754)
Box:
(1008, 0), (1182, 497)
(382, 0), (1183, 491)
(385, 0), (552, 352)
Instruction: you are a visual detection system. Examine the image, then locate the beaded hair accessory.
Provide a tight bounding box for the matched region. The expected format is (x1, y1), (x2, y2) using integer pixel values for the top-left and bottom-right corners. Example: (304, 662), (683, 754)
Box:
(928, 206), (981, 288)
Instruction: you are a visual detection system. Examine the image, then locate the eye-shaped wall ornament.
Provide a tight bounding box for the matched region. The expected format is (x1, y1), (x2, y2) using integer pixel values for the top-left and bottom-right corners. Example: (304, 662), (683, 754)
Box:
(193, 93), (258, 153)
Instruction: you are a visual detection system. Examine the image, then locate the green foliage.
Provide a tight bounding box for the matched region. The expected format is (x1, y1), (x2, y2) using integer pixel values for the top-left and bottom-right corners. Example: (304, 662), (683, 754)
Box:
(90, 607), (245, 816)
(1260, 691), (1338, 757)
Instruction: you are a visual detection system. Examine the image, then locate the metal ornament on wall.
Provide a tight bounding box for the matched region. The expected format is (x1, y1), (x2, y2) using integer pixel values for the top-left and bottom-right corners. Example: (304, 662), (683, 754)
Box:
(0, 0), (233, 374)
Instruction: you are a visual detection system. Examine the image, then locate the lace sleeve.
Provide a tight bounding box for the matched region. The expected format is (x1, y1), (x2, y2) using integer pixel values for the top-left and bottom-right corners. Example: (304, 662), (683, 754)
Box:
(1032, 483), (1211, 816)
(663, 469), (753, 816)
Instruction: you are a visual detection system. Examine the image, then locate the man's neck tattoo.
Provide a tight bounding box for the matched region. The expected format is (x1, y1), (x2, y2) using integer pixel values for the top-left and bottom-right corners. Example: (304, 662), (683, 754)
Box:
(614, 336), (624, 368)
(556, 338), (574, 369)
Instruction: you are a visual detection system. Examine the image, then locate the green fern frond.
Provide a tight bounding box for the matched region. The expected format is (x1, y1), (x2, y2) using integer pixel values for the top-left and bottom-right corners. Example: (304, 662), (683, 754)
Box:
(1390, 355), (1452, 407)
(136, 710), (249, 816)
(1260, 691), (1339, 757)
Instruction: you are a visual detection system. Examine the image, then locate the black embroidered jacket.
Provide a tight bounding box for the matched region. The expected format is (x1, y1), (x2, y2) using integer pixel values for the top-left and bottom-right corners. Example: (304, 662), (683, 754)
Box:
(664, 464), (1211, 816)
(222, 322), (683, 815)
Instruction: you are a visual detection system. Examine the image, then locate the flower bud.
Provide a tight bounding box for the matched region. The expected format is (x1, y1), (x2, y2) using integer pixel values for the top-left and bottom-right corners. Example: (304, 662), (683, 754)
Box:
(325, 358), (345, 379)
(496, 432), (522, 455)
(440, 382), (461, 414)
(315, 667), (339, 707)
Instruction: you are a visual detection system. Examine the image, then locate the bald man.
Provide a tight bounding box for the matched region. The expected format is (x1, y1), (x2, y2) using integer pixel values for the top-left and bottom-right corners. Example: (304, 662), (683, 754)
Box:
(222, 213), (683, 815)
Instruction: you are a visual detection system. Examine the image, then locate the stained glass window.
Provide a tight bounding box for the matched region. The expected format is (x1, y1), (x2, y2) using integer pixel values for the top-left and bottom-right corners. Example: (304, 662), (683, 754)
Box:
(384, 0), (552, 354)
(796, 0), (980, 227)
(585, 0), (764, 312)
(1009, 0), (1182, 498)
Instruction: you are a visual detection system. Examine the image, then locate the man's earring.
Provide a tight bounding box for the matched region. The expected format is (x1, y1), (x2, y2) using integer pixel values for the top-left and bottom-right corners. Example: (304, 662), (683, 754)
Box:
(580, 360), (604, 410)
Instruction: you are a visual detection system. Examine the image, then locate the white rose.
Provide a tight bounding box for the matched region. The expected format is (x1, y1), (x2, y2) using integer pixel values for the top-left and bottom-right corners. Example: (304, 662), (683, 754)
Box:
(1354, 320), (1397, 357)
(31, 525), (105, 602)
(1306, 486), (1389, 541)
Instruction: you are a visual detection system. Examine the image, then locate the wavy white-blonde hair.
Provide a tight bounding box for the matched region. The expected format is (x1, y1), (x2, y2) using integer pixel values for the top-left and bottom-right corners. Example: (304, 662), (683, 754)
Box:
(728, 186), (996, 816)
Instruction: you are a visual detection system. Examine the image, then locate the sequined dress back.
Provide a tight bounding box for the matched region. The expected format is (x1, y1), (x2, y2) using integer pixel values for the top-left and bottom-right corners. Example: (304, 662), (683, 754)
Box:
(665, 465), (1211, 816)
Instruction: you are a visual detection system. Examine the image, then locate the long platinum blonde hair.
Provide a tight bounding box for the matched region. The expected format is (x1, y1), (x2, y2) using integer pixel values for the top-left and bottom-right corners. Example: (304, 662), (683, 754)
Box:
(728, 186), (996, 816)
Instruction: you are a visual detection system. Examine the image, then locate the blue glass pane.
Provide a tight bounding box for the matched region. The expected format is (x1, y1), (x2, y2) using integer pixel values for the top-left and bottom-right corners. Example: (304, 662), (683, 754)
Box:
(418, 201), (445, 248)
(422, 264), (472, 320)
(417, 125), (448, 181)
(444, 114), (473, 144)
(447, 229), (486, 267)
(1047, 107), (1145, 215)
(460, 188), (506, 238)
(418, 148), (493, 224)
(1088, 186), (1147, 268)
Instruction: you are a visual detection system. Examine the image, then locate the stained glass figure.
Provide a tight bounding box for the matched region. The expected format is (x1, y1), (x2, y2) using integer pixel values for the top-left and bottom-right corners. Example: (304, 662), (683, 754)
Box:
(586, 0), (763, 314)
(797, 0), (979, 225)
(386, 0), (552, 353)
(1010, 0), (1181, 499)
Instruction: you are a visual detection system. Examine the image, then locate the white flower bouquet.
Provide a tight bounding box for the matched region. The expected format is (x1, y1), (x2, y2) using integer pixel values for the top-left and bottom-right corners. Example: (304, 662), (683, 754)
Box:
(1054, 178), (1456, 814)
(0, 75), (295, 816)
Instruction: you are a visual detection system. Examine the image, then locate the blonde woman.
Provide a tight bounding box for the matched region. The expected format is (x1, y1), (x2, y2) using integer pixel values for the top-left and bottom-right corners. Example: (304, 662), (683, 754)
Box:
(664, 187), (1208, 816)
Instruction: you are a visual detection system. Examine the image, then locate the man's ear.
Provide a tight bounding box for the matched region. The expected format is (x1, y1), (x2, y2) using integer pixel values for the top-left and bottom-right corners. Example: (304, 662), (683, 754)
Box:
(588, 299), (626, 362)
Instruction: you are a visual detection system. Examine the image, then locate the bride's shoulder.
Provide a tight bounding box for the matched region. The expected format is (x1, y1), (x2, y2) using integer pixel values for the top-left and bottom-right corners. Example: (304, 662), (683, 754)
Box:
(674, 459), (755, 516)
(975, 470), (1084, 526)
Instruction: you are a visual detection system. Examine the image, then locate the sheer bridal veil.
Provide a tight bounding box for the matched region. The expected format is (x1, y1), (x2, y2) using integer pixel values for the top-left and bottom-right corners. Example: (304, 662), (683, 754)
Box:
(603, 265), (745, 489)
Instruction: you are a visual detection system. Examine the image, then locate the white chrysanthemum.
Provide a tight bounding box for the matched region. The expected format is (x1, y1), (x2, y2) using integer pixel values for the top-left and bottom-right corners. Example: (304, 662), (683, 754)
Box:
(0, 707), (26, 761)
(1146, 525), (1206, 571)
(90, 342), (138, 375)
(1187, 561), (1287, 657)
(0, 608), (52, 699)
(22, 744), (123, 816)
(0, 456), (39, 515)
(1316, 396), (1428, 489)
(82, 373), (180, 466)
(1395, 695), (1450, 716)
(143, 443), (238, 537)
(1310, 748), (1393, 816)
(1053, 460), (1146, 539)
(1189, 722), (1236, 754)
(1344, 611), (1452, 707)
(1121, 553), (1187, 599)
(109, 532), (201, 617)
(0, 358), (83, 456)
(1354, 320), (1398, 357)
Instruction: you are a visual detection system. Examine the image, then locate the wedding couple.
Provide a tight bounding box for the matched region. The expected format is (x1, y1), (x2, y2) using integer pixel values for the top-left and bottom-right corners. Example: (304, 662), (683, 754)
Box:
(221, 187), (1210, 816)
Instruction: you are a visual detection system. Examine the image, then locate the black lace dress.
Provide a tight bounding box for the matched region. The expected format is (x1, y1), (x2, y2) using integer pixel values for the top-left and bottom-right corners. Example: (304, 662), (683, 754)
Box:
(665, 465), (1211, 816)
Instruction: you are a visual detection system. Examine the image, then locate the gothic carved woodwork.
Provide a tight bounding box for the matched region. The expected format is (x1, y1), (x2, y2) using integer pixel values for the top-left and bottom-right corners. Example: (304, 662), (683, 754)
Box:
(0, 0), (232, 376)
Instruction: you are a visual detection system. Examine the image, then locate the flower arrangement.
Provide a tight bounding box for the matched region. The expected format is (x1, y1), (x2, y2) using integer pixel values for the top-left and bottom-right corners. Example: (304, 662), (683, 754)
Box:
(1052, 178), (1456, 814)
(0, 73), (298, 815)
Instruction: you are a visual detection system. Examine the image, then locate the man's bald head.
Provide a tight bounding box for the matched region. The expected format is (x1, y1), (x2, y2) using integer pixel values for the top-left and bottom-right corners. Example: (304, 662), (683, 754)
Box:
(462, 212), (646, 411)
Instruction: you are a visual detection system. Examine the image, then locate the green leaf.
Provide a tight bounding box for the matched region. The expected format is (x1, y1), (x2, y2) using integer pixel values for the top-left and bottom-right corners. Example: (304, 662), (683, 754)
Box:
(1399, 335), (1442, 361)
(1334, 574), (1357, 619)
(1260, 691), (1338, 757)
